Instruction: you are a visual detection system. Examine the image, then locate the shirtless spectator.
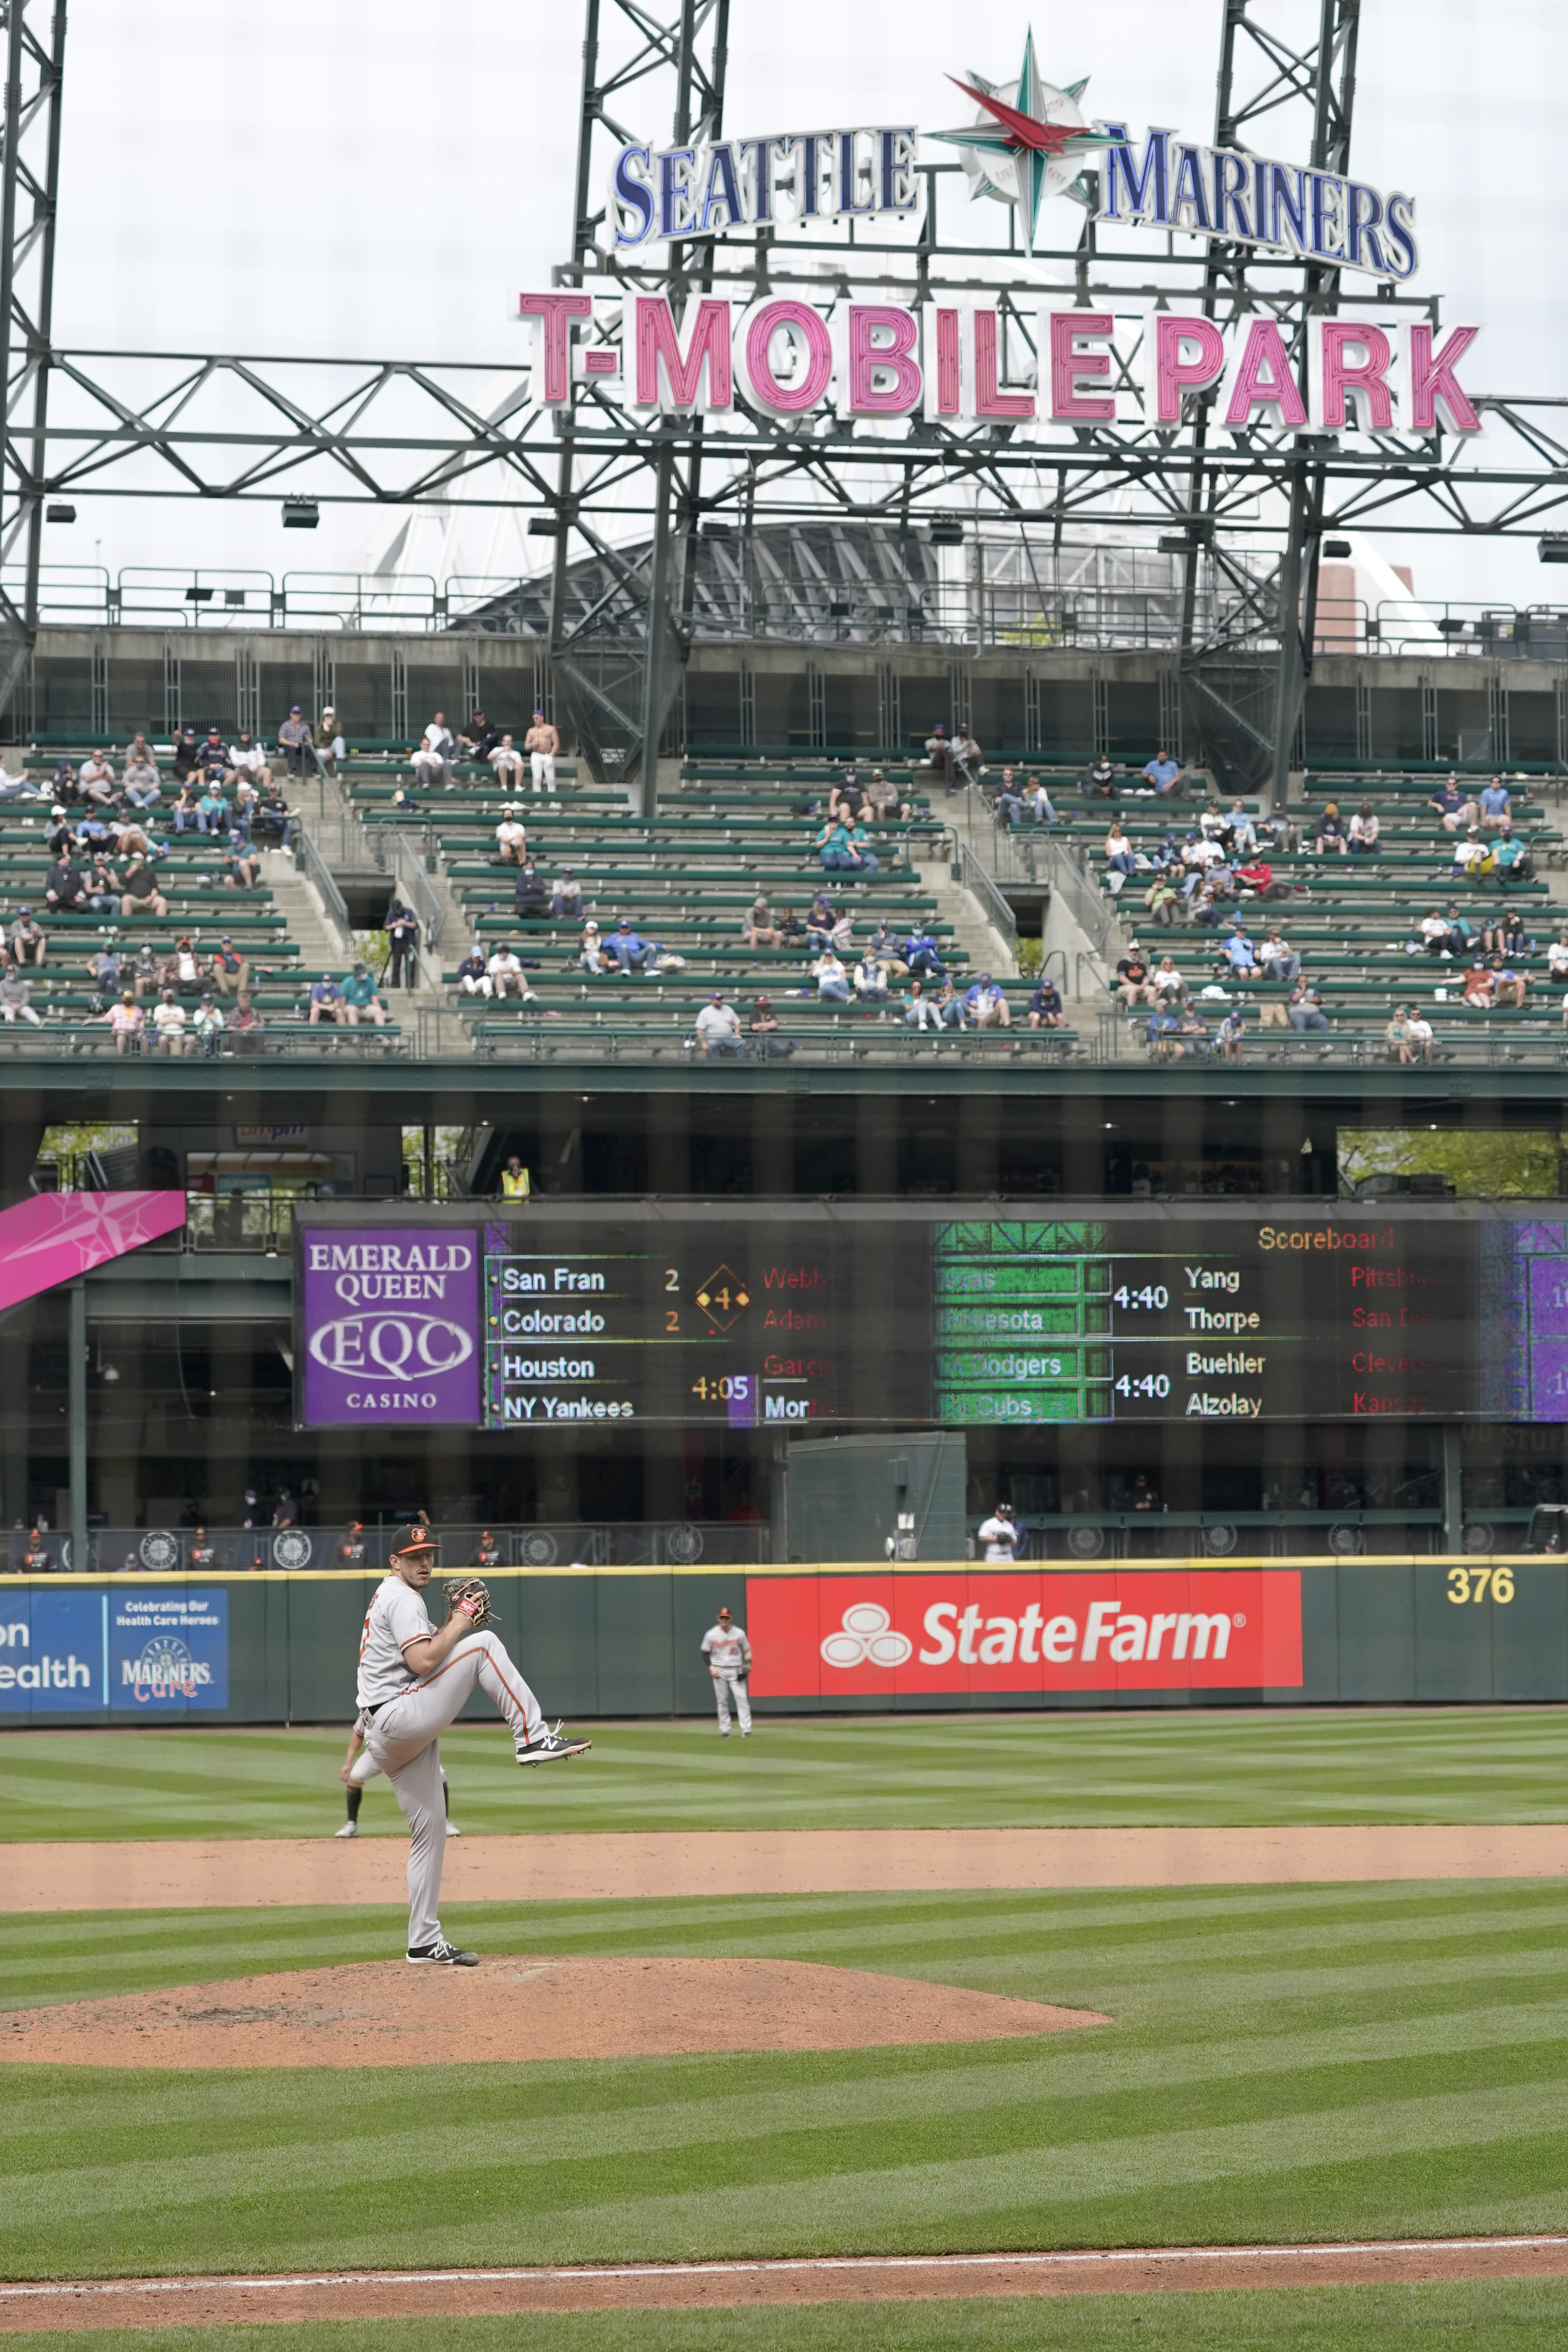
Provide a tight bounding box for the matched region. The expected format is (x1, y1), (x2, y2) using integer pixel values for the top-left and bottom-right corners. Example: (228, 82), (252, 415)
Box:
(524, 710), (559, 793)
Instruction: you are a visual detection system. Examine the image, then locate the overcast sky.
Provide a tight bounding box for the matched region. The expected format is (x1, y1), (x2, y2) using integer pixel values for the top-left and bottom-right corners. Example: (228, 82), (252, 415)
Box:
(46, 0), (1568, 607)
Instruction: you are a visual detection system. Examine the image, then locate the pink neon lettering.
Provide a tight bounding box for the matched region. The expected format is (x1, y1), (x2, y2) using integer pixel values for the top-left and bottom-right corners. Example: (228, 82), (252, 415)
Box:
(1317, 321), (1394, 430)
(973, 310), (1034, 421)
(845, 305), (922, 415)
(1153, 315), (1226, 423)
(633, 295), (733, 410)
(518, 292), (592, 405)
(934, 309), (961, 416)
(1223, 319), (1308, 427)
(743, 300), (834, 413)
(1049, 310), (1115, 422)
(1405, 323), (1481, 433)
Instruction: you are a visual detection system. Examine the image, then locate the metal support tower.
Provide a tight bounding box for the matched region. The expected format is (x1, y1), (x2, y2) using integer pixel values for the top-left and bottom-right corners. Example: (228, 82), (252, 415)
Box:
(549, 0), (728, 811)
(0, 0), (66, 711)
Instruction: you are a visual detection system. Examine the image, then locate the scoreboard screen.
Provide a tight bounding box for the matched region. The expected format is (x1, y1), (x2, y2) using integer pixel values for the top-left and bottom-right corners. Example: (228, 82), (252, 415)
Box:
(299, 1204), (1568, 1429)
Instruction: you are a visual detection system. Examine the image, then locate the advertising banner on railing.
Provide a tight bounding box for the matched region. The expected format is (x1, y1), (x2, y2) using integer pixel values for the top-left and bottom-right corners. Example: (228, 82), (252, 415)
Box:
(745, 1569), (1303, 1698)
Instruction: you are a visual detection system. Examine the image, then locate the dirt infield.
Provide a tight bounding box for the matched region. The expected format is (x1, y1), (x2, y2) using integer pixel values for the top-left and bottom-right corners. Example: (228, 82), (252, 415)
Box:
(0, 1956), (1107, 2068)
(2, 1822), (1566, 1912)
(3, 2238), (1567, 2330)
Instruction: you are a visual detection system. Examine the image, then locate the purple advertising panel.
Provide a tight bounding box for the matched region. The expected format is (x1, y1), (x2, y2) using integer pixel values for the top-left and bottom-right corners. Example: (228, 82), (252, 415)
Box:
(301, 1228), (481, 1426)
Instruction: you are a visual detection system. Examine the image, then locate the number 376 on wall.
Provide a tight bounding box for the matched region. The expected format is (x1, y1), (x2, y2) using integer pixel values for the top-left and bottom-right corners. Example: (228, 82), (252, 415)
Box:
(1446, 1567), (1515, 1605)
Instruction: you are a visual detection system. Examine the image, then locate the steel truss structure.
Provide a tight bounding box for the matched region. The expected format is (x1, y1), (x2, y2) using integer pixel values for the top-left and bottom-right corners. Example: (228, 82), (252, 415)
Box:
(5, 1), (1568, 802)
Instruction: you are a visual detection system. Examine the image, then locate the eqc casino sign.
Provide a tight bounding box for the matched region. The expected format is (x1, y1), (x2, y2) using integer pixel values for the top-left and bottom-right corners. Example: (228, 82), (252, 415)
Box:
(517, 26), (1480, 443)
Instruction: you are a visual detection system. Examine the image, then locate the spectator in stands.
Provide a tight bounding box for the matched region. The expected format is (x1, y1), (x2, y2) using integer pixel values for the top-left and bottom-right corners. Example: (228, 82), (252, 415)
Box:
(1083, 752), (1118, 798)
(10, 906), (44, 968)
(459, 711), (499, 763)
(747, 995), (794, 1058)
(574, 922), (609, 975)
(608, 917), (650, 976)
(811, 947), (850, 1003)
(1265, 802), (1296, 851)
(190, 993), (224, 1055)
(172, 780), (202, 833)
(1461, 957), (1495, 1008)
(163, 938), (207, 996)
(490, 733), (526, 794)
(341, 961), (388, 1027)
(494, 805), (527, 864)
(936, 978), (968, 1028)
(1287, 979), (1329, 1033)
(43, 803), (72, 857)
(1313, 801), (1347, 855)
(1103, 819), (1136, 879)
(209, 937), (248, 998)
(867, 918), (907, 979)
(904, 923), (944, 981)
(1027, 975), (1064, 1029)
(551, 866), (584, 919)
(805, 895), (839, 951)
(953, 726), (983, 790)
(853, 950), (890, 1004)
(225, 731), (272, 792)
(277, 706), (313, 776)
(924, 723), (954, 791)
(1172, 1006), (1211, 1058)
(151, 987), (188, 1056)
(1419, 907), (1449, 954)
(78, 748), (116, 806)
(695, 991), (745, 1058)
(386, 901), (419, 989)
(172, 726), (201, 783)
(745, 894), (781, 949)
(1236, 850), (1276, 897)
(228, 992), (265, 1049)
(1143, 869), (1180, 927)
(1492, 954), (1527, 1009)
(130, 942), (159, 997)
(457, 944), (492, 996)
(965, 973), (1011, 1029)
(102, 989), (144, 1054)
(1443, 904), (1477, 959)
(1478, 775), (1512, 830)
(118, 856), (168, 921)
(776, 907), (805, 949)
(43, 851), (83, 914)
(513, 861), (546, 921)
(1492, 822), (1533, 887)
(1496, 904), (1529, 960)
(122, 742), (162, 807)
(0, 965), (41, 1027)
(254, 781), (298, 852)
(84, 944), (121, 1006)
(486, 943), (533, 1000)
(865, 769), (911, 823)
(994, 766), (1025, 827)
(525, 710), (559, 793)
(1224, 800), (1257, 856)
(1406, 1006), (1434, 1063)
(1152, 953), (1187, 1004)
(828, 768), (864, 822)
(1452, 828), (1491, 883)
(1115, 944), (1156, 1007)
(815, 814), (857, 872)
(1259, 926), (1300, 982)
(842, 815), (880, 872)
(309, 971), (351, 1024)
(1384, 1006), (1415, 1062)
(1216, 1003), (1246, 1061)
(1428, 774), (1477, 833)
(1348, 801), (1380, 854)
(197, 776), (231, 836)
(1142, 747), (1185, 796)
(904, 978), (941, 1031)
(82, 855), (117, 915)
(224, 839), (260, 890)
(1222, 922), (1258, 981)
(315, 708), (346, 777)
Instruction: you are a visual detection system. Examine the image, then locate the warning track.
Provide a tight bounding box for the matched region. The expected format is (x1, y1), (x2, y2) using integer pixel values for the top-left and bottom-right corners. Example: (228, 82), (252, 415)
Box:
(3, 2237), (1568, 2329)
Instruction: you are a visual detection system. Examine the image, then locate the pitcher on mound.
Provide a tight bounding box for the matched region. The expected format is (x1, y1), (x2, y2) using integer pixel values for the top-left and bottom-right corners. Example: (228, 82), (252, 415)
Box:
(351, 1521), (590, 1965)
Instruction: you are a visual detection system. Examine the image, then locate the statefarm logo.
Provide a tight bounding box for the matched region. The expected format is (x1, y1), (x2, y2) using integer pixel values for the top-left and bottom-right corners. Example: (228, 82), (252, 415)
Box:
(751, 1571), (1303, 1696)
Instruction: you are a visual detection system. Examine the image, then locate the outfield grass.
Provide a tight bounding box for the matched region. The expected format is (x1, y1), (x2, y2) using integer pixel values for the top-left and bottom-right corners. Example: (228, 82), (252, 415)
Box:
(6, 2284), (1568, 2352)
(2, 1708), (1565, 1842)
(1, 1881), (1565, 2281)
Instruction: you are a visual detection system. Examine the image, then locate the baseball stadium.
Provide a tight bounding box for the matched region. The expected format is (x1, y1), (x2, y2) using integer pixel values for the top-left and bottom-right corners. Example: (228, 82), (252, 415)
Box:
(3, 1), (1568, 2346)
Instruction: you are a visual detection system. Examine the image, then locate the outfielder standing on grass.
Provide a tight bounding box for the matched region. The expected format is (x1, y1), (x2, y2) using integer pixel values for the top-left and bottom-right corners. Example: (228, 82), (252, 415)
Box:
(350, 1521), (590, 1965)
(700, 1603), (753, 1739)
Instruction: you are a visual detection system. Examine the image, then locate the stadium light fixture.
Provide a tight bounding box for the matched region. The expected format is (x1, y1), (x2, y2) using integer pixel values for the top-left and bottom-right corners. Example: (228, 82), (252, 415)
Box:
(281, 498), (319, 529)
(1157, 534), (1190, 554)
(928, 519), (964, 546)
(44, 501), (75, 523)
(1322, 537), (1353, 558)
(1539, 535), (1568, 563)
(527, 517), (561, 537)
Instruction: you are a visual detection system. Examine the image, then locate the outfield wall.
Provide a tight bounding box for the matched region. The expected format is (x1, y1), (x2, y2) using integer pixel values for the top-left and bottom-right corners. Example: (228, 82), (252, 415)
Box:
(0, 1560), (1557, 1725)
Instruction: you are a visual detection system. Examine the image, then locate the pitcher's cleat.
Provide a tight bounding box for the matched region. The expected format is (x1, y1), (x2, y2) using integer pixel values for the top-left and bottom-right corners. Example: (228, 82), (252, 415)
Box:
(518, 1722), (592, 1765)
(406, 1938), (478, 1965)
(334, 1820), (359, 1839)
(445, 1820), (462, 1837)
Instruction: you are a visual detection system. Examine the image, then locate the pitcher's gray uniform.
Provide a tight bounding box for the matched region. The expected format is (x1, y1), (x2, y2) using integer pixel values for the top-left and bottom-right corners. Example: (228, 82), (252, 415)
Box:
(351, 1522), (588, 1964)
(700, 1605), (752, 1736)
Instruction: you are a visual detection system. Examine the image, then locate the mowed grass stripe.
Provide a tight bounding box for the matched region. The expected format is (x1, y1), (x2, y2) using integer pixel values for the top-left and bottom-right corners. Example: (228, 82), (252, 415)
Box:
(1, 1884), (1567, 2276)
(5, 1709), (1568, 1839)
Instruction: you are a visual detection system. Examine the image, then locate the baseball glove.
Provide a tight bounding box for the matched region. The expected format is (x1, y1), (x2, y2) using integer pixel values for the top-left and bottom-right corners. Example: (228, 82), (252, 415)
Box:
(445, 1576), (495, 1628)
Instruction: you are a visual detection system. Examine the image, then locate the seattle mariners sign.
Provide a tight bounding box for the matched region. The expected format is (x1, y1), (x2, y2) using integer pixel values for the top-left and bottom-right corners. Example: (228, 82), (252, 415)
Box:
(300, 1229), (481, 1427)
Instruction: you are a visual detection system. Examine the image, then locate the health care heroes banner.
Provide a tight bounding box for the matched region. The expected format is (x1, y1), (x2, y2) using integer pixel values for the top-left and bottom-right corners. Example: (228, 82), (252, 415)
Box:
(745, 1569), (1303, 1698)
(0, 1587), (228, 1717)
(301, 1228), (480, 1426)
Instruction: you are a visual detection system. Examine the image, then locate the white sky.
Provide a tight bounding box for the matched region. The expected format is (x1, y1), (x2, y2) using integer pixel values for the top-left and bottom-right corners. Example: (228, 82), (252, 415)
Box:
(46, 0), (1568, 607)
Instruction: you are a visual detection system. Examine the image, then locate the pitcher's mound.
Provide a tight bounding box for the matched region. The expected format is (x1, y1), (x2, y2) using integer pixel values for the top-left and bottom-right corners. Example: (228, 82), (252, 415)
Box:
(0, 1956), (1109, 2069)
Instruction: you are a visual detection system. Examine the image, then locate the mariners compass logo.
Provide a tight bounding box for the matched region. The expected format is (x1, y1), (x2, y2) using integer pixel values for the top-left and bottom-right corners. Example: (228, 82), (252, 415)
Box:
(928, 24), (1112, 251)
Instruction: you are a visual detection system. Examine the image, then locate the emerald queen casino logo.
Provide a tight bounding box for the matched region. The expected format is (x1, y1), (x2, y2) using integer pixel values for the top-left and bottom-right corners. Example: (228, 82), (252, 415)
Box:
(301, 1230), (481, 1426)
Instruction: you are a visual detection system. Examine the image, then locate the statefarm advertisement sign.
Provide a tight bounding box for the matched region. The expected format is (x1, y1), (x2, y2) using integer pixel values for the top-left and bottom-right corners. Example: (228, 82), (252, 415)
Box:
(745, 1569), (1303, 1699)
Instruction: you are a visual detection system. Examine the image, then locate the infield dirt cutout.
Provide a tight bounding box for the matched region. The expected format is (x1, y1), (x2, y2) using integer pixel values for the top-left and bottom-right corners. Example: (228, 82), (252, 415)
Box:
(0, 1955), (1109, 2068)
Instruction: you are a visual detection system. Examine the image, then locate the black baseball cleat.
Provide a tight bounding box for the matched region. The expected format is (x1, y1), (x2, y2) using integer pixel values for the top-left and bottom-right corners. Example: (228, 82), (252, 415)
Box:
(406, 1938), (479, 1965)
(518, 1722), (592, 1765)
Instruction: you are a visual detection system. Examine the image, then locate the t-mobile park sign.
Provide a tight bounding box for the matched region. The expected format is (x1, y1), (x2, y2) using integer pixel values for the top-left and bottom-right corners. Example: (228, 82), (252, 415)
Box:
(517, 290), (1480, 439)
(300, 1230), (480, 1426)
